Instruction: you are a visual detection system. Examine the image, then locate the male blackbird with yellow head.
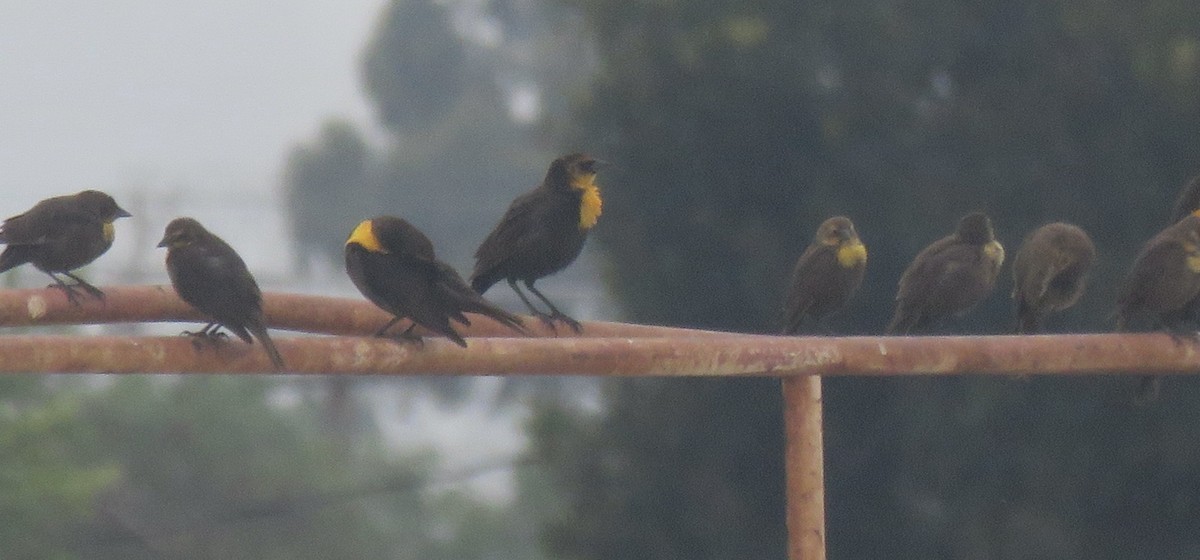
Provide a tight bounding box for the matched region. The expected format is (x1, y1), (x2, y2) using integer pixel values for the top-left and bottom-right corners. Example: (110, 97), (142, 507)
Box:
(1011, 222), (1096, 333)
(470, 153), (602, 333)
(158, 217), (284, 370)
(0, 190), (131, 304)
(781, 216), (867, 334)
(886, 212), (1005, 335)
(1116, 209), (1200, 401)
(345, 215), (526, 347)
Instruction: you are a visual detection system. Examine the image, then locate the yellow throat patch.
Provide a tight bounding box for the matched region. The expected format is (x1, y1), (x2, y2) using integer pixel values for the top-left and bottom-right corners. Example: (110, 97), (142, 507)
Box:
(984, 240), (1005, 267)
(573, 173), (602, 230)
(837, 241), (867, 269)
(347, 220), (387, 253)
(102, 221), (116, 244)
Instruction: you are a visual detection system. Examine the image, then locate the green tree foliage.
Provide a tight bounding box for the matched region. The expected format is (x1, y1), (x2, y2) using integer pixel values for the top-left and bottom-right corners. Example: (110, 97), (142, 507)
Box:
(0, 378), (117, 560)
(535, 0), (1200, 558)
(0, 375), (548, 560)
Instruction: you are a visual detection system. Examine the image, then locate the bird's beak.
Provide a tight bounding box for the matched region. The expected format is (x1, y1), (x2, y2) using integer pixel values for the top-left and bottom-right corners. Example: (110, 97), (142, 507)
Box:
(156, 236), (169, 249)
(116, 207), (132, 218)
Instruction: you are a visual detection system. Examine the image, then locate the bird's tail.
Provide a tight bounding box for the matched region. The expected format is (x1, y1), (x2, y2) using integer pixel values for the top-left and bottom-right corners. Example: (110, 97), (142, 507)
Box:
(247, 321), (285, 371)
(0, 246), (31, 274)
(469, 270), (500, 296)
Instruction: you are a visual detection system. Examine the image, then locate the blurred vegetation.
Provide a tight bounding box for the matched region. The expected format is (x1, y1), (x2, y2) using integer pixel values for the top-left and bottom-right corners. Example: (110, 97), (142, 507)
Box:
(529, 0), (1200, 559)
(0, 375), (550, 560)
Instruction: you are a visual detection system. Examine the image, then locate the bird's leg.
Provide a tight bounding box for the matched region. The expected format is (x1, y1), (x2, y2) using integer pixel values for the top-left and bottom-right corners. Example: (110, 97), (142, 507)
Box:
(525, 280), (582, 334)
(374, 317), (424, 347)
(61, 271), (105, 300)
(372, 316), (404, 337)
(508, 279), (556, 331)
(44, 272), (84, 306)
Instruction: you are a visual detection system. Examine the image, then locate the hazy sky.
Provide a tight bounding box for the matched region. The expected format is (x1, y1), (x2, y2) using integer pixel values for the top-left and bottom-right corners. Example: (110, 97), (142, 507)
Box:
(1, 0), (385, 208)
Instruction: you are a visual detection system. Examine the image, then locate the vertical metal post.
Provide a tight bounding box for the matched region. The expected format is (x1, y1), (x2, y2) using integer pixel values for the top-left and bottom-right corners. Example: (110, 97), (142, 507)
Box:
(783, 375), (826, 560)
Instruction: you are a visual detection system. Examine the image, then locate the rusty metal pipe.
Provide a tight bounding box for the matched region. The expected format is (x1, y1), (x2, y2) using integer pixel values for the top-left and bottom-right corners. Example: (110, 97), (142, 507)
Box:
(0, 333), (1196, 376)
(0, 285), (746, 339)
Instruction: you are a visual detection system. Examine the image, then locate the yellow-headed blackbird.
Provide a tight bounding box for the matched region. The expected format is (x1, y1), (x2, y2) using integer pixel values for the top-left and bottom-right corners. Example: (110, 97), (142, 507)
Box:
(1116, 211), (1200, 330)
(346, 216), (526, 347)
(470, 153), (601, 333)
(1168, 173), (1200, 224)
(0, 190), (131, 304)
(157, 217), (284, 370)
(1011, 222), (1096, 333)
(1115, 211), (1200, 401)
(781, 216), (867, 334)
(886, 212), (1005, 335)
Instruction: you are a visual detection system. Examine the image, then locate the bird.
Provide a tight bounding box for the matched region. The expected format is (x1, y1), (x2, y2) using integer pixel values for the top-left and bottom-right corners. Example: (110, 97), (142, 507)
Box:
(157, 217), (284, 370)
(470, 153), (602, 333)
(1115, 210), (1200, 401)
(886, 212), (1005, 335)
(345, 215), (526, 347)
(781, 216), (867, 334)
(1011, 222), (1096, 333)
(0, 190), (131, 305)
(1168, 172), (1200, 225)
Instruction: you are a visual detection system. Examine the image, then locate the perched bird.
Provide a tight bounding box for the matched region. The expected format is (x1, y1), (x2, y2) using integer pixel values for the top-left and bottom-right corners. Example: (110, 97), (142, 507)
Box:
(346, 216), (526, 347)
(1168, 173), (1200, 225)
(0, 190), (131, 304)
(886, 212), (1005, 335)
(781, 216), (867, 334)
(470, 153), (602, 333)
(1115, 210), (1200, 401)
(157, 217), (284, 370)
(1011, 222), (1096, 333)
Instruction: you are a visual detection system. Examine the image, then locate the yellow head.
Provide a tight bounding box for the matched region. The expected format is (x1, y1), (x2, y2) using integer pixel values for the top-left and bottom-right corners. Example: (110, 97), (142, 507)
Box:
(346, 219), (387, 254)
(815, 216), (866, 269)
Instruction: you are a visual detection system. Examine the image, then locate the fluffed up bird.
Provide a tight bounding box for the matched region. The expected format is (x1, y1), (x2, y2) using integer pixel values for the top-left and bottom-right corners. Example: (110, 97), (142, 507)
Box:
(470, 153), (602, 333)
(158, 217), (284, 370)
(346, 216), (526, 347)
(0, 190), (131, 304)
(886, 212), (1005, 335)
(1115, 210), (1200, 401)
(781, 216), (867, 334)
(1011, 222), (1096, 333)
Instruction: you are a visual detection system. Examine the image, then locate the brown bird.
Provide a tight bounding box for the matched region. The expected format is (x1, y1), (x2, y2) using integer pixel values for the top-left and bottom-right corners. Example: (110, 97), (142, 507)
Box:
(886, 212), (1005, 335)
(1168, 173), (1200, 225)
(0, 190), (131, 304)
(781, 216), (867, 334)
(1116, 210), (1200, 401)
(346, 216), (526, 347)
(470, 153), (602, 333)
(1011, 222), (1096, 333)
(158, 217), (284, 370)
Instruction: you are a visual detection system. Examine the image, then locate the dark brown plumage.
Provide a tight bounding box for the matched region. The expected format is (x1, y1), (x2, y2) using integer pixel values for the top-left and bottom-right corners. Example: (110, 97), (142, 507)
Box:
(0, 190), (131, 304)
(781, 216), (867, 334)
(158, 217), (284, 370)
(470, 153), (602, 333)
(346, 216), (526, 347)
(1116, 212), (1200, 331)
(1168, 173), (1200, 225)
(1116, 211), (1200, 401)
(1011, 222), (1096, 333)
(886, 212), (1005, 335)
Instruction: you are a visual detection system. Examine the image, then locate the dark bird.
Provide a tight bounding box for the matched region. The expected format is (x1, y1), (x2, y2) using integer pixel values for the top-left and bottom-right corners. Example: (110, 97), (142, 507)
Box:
(470, 153), (602, 333)
(0, 190), (131, 304)
(1115, 210), (1200, 401)
(345, 216), (526, 347)
(157, 217), (284, 370)
(886, 212), (1005, 335)
(1168, 173), (1200, 224)
(1011, 222), (1096, 333)
(781, 216), (867, 334)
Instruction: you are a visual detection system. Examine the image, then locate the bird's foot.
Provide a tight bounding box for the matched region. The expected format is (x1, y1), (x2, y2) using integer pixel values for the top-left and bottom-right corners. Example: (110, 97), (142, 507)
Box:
(375, 329), (425, 349)
(535, 311), (582, 334)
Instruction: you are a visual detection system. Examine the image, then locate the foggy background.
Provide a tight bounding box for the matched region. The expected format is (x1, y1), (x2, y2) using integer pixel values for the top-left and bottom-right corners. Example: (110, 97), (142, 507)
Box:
(5, 0), (1200, 558)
